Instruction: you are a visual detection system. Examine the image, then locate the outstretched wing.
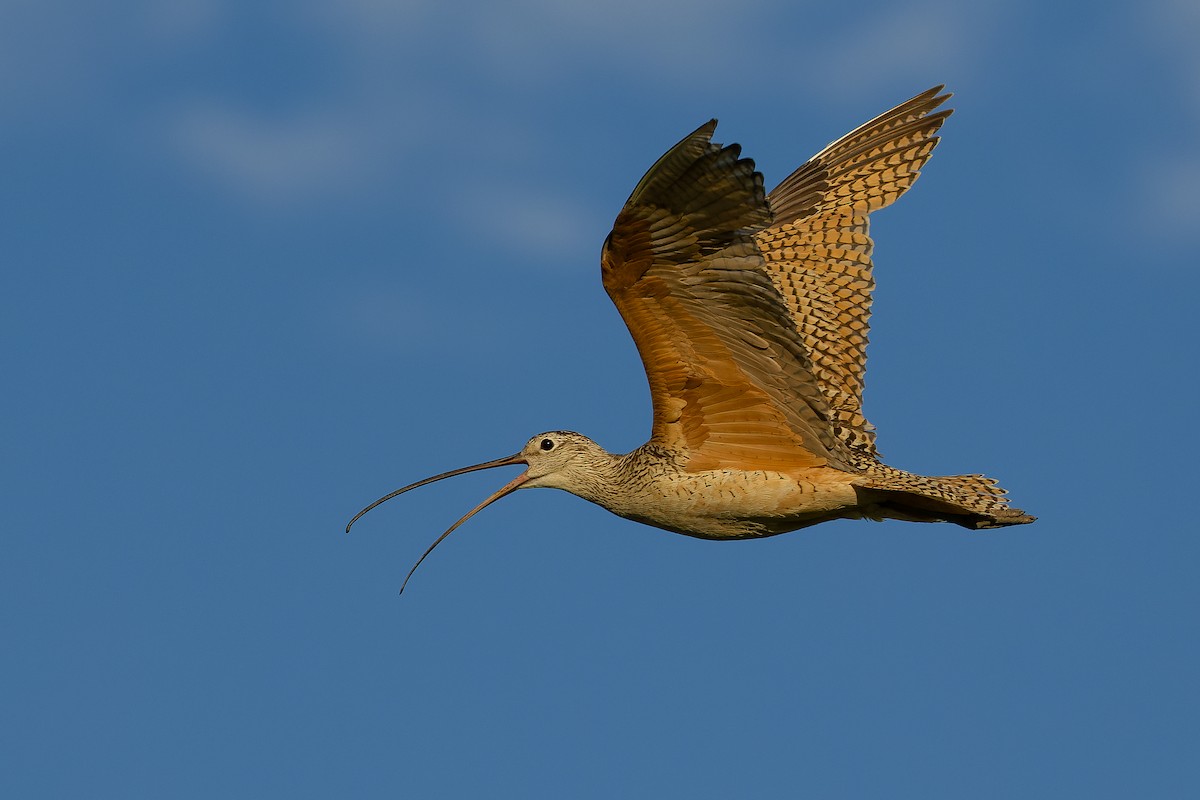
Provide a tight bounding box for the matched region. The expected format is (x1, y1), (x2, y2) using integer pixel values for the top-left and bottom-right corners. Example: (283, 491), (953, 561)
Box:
(755, 86), (952, 460)
(602, 122), (849, 473)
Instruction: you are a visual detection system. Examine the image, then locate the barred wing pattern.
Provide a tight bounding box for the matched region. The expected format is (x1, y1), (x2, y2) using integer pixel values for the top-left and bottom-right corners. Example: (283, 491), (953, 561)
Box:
(755, 86), (952, 461)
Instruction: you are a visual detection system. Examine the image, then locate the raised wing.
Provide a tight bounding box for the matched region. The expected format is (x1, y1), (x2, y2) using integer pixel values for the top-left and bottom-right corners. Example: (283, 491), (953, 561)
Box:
(755, 86), (952, 460)
(602, 122), (850, 473)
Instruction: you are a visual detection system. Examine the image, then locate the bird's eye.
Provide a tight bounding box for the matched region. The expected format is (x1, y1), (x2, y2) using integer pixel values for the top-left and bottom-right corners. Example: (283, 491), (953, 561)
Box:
(540, 438), (555, 451)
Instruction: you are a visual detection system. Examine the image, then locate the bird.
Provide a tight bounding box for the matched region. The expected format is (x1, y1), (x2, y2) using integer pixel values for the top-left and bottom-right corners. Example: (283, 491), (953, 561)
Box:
(348, 86), (1035, 593)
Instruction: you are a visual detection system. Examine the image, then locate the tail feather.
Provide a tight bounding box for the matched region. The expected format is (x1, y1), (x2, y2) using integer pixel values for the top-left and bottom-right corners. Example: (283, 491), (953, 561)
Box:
(853, 465), (1035, 529)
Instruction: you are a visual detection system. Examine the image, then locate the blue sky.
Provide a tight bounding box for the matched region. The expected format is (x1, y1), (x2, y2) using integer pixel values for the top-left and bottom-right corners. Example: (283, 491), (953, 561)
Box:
(4, 0), (1198, 797)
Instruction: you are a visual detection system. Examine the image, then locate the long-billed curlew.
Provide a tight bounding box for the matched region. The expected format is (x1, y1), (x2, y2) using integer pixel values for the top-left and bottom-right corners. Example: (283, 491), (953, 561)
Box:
(348, 86), (1035, 592)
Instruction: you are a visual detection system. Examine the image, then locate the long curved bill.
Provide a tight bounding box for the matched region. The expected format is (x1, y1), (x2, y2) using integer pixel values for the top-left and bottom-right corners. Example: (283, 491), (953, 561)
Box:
(345, 453), (529, 594)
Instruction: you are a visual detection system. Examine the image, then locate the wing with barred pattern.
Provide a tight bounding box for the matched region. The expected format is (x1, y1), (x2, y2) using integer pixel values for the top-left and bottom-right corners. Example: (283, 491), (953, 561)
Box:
(755, 86), (952, 460)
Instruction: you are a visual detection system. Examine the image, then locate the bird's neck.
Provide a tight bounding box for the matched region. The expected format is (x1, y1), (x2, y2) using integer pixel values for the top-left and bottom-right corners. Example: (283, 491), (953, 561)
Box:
(553, 448), (627, 507)
(561, 443), (676, 515)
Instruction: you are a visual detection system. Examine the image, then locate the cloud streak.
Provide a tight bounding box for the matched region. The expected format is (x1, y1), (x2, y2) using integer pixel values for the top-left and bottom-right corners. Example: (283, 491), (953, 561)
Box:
(169, 103), (374, 202)
(7, 0), (1020, 213)
(1134, 0), (1200, 245)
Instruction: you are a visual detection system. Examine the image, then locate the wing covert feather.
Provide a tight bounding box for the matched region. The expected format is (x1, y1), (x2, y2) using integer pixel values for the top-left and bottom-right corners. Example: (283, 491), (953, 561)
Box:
(602, 123), (846, 472)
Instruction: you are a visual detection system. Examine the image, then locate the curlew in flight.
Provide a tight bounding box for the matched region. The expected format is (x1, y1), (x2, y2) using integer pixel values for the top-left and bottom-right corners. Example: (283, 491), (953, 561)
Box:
(348, 86), (1035, 593)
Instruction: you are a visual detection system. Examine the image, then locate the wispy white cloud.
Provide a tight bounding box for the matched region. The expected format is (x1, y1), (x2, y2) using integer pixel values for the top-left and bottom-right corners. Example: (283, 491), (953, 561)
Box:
(169, 103), (374, 203)
(461, 184), (604, 263)
(1144, 0), (1200, 117)
(789, 1), (1001, 98)
(160, 0), (1011, 208)
(1139, 154), (1200, 235)
(0, 0), (225, 114)
(1134, 0), (1200, 244)
(465, 0), (766, 86)
(6, 0), (1015, 209)
(705, 0), (1021, 118)
(1142, 0), (1200, 118)
(0, 1), (107, 113)
(138, 0), (225, 43)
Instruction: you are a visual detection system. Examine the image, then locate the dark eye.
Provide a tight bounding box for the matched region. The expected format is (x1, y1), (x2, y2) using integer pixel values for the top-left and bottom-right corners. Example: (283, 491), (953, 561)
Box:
(540, 438), (555, 451)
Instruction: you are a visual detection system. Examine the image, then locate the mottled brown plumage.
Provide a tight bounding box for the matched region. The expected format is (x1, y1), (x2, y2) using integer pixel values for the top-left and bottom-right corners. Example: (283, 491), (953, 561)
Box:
(349, 86), (1034, 592)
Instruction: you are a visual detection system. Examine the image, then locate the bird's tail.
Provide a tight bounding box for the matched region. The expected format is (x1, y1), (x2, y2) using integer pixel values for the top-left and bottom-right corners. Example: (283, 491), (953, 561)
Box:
(853, 465), (1035, 529)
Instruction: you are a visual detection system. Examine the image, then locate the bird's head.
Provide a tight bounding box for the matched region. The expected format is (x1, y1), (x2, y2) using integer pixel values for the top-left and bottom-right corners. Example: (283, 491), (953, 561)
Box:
(517, 430), (610, 489)
(346, 430), (608, 593)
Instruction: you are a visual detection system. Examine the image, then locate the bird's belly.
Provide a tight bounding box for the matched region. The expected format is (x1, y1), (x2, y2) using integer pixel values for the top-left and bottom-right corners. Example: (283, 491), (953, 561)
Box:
(613, 468), (861, 540)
